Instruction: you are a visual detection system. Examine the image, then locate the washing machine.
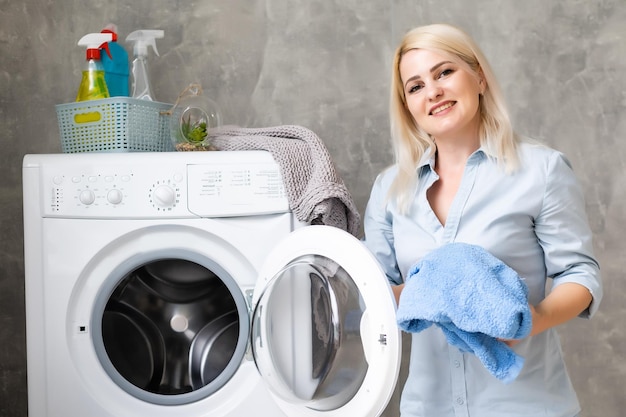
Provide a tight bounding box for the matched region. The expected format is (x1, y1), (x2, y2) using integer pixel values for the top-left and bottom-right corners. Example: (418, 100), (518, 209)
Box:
(22, 150), (401, 417)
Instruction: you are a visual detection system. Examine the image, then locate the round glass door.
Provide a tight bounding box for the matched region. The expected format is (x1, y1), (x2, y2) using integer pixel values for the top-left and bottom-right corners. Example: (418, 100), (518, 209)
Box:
(94, 257), (250, 404)
(251, 254), (367, 411)
(250, 225), (401, 417)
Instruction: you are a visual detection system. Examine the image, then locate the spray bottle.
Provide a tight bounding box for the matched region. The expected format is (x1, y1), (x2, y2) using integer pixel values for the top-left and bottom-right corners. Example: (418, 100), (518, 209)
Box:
(76, 33), (113, 102)
(101, 24), (129, 97)
(126, 30), (164, 101)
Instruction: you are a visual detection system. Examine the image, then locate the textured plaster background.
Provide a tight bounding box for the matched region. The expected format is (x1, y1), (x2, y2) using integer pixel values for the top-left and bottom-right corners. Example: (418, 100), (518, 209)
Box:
(1, 1), (625, 416)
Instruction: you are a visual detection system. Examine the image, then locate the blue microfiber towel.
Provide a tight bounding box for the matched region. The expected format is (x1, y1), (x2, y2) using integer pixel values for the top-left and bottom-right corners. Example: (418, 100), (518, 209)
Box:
(396, 243), (532, 383)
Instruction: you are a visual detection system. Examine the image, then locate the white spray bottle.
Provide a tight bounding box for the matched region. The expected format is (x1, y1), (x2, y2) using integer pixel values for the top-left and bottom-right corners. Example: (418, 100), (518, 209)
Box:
(126, 30), (164, 101)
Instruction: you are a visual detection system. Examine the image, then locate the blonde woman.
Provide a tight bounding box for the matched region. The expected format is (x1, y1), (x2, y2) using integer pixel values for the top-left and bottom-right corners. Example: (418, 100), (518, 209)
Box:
(363, 23), (601, 417)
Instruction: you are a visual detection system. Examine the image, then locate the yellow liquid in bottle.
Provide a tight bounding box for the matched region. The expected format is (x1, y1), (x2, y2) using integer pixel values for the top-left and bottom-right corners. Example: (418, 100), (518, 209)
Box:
(76, 69), (110, 102)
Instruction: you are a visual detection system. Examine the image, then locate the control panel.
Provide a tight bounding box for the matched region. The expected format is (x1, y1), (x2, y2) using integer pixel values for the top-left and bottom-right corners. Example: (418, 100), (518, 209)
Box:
(36, 152), (290, 219)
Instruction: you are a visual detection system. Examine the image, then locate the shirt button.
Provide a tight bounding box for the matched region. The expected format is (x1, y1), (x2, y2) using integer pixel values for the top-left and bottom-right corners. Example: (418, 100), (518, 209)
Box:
(456, 397), (464, 405)
(454, 360), (461, 368)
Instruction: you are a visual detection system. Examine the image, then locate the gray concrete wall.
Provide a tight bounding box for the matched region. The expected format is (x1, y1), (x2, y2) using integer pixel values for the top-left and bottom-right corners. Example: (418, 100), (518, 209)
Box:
(1, 1), (624, 416)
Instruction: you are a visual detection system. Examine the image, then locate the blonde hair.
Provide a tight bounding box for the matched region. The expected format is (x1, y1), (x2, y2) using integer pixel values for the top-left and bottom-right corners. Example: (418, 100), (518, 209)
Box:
(389, 23), (519, 213)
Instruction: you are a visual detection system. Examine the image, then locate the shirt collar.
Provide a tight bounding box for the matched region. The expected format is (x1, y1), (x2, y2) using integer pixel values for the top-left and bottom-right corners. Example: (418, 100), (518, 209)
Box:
(417, 146), (490, 174)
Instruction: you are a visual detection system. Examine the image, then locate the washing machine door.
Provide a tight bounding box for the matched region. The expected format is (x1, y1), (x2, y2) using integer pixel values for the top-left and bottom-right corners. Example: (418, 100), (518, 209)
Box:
(251, 225), (401, 417)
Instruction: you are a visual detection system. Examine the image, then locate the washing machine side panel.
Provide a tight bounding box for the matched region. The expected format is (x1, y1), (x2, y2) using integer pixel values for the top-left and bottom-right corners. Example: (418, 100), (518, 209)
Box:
(23, 163), (48, 417)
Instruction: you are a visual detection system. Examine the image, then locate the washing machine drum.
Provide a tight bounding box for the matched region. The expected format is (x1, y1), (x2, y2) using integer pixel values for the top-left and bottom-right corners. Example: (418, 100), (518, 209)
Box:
(100, 258), (248, 401)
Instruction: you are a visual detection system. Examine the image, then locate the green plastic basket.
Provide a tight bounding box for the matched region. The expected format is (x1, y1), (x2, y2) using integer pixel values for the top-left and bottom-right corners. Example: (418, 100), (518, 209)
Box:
(55, 97), (175, 153)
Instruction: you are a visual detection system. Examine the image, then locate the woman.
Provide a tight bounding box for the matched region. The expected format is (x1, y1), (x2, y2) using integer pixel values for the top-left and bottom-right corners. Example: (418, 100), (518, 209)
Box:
(363, 23), (602, 416)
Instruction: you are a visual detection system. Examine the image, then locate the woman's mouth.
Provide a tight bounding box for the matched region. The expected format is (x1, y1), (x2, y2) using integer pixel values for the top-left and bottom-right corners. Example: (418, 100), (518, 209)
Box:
(430, 102), (455, 115)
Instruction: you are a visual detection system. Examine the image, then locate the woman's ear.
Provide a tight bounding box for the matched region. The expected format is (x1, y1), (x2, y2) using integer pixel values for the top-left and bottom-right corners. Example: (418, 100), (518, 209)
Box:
(478, 68), (487, 94)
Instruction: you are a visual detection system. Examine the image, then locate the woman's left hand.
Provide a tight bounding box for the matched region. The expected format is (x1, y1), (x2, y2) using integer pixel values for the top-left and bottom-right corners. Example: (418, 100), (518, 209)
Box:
(499, 283), (592, 347)
(499, 304), (537, 347)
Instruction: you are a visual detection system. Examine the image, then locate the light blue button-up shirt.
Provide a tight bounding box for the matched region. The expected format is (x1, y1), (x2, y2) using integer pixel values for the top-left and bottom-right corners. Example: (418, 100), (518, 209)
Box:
(363, 142), (602, 417)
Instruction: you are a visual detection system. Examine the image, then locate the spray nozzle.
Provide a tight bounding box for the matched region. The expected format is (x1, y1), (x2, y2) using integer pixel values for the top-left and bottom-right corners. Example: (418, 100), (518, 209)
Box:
(126, 30), (164, 58)
(78, 33), (114, 60)
(101, 23), (119, 42)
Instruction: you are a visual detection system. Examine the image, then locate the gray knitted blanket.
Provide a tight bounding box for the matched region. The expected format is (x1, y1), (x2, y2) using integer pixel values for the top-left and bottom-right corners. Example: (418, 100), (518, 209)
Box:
(208, 125), (361, 236)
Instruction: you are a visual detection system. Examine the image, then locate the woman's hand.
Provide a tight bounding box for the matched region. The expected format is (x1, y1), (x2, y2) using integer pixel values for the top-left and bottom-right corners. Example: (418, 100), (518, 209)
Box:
(500, 304), (537, 347)
(500, 282), (592, 347)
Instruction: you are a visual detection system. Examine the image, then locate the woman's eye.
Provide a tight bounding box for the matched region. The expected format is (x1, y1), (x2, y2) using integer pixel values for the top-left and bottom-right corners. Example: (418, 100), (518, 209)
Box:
(408, 84), (423, 94)
(438, 68), (454, 78)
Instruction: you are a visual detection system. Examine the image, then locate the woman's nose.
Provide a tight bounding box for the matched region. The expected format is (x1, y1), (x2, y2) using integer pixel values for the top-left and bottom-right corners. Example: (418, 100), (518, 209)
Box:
(426, 84), (443, 100)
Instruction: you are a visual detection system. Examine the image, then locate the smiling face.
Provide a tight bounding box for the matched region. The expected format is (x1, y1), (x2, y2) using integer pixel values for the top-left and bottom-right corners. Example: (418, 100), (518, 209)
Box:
(399, 48), (484, 144)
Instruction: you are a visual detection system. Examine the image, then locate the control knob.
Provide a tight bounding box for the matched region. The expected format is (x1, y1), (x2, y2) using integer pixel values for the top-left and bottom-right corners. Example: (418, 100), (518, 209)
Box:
(79, 189), (96, 205)
(152, 184), (177, 208)
(107, 189), (123, 205)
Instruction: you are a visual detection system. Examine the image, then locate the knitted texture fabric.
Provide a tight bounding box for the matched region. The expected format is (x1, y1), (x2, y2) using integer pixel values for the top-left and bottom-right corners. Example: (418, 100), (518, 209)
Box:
(208, 125), (361, 236)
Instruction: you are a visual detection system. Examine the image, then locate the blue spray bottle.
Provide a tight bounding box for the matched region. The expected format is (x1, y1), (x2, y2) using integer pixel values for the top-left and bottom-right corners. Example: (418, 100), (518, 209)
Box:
(101, 24), (129, 97)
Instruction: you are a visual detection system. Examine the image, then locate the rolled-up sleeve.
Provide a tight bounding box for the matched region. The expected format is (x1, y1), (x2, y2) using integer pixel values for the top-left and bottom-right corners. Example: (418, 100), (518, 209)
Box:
(534, 151), (602, 317)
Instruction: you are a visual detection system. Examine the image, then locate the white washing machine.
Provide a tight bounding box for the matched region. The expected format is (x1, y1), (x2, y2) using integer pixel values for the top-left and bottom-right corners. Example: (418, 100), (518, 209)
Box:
(22, 150), (401, 417)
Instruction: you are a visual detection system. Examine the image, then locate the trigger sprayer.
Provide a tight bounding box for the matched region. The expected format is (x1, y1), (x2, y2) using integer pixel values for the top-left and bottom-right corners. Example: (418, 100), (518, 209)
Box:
(126, 29), (164, 101)
(76, 32), (113, 102)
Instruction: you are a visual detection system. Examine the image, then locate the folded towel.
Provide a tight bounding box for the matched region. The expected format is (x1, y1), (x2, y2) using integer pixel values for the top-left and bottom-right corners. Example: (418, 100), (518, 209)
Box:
(209, 125), (361, 236)
(396, 243), (532, 383)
